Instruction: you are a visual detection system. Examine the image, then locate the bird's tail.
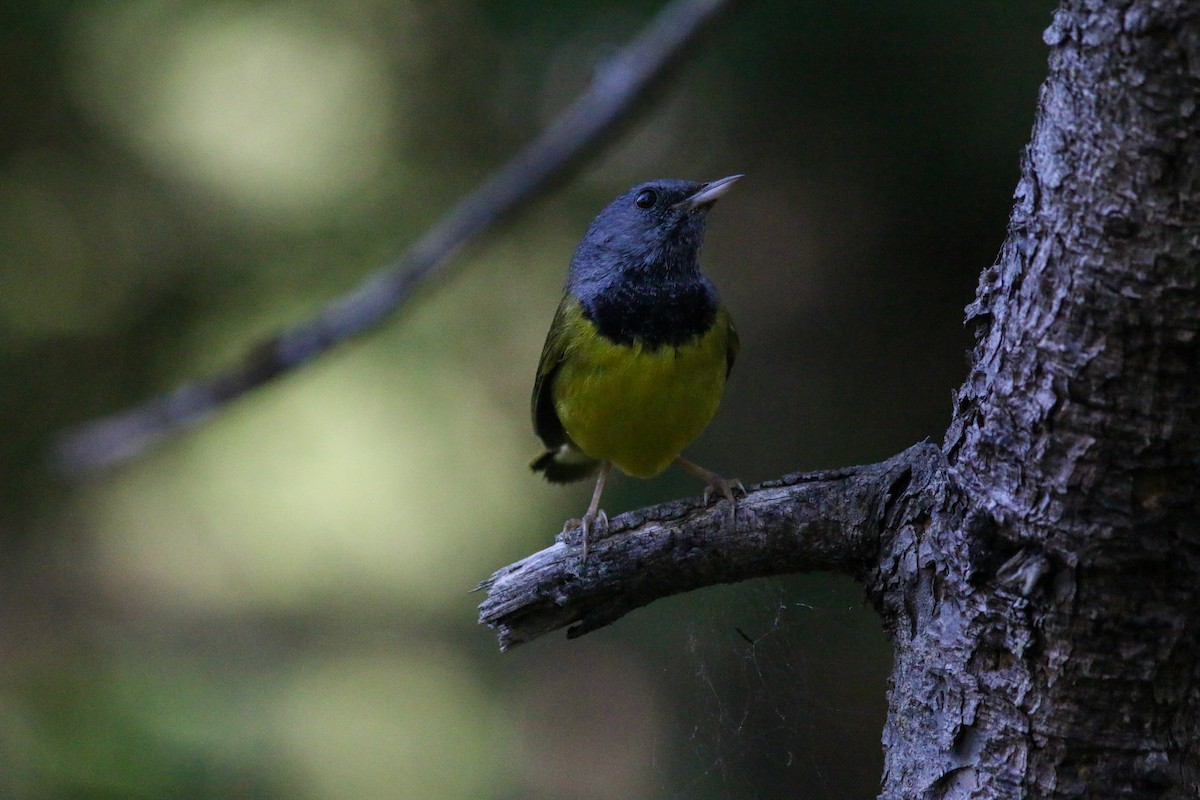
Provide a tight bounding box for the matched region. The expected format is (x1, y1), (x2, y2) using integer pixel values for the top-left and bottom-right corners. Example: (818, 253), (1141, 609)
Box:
(530, 446), (600, 484)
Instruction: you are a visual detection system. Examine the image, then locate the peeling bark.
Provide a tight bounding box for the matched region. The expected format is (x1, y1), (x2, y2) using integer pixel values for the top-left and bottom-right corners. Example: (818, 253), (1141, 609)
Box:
(887, 1), (1200, 796)
(479, 446), (935, 650)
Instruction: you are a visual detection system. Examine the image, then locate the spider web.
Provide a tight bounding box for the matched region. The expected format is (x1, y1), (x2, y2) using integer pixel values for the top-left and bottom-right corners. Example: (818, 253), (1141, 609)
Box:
(652, 574), (890, 800)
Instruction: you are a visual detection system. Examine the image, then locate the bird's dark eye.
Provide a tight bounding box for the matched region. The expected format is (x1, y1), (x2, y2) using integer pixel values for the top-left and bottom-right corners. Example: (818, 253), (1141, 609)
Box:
(635, 189), (657, 209)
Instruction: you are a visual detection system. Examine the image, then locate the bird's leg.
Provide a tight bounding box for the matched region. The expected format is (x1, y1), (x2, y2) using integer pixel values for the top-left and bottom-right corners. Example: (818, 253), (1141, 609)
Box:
(561, 460), (611, 559)
(581, 460), (611, 559)
(674, 456), (745, 503)
(674, 456), (745, 526)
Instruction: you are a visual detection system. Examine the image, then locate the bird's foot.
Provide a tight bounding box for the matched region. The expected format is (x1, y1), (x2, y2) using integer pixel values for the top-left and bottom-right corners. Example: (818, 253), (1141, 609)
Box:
(561, 509), (609, 560)
(701, 474), (746, 530)
(674, 456), (746, 529)
(702, 475), (746, 506)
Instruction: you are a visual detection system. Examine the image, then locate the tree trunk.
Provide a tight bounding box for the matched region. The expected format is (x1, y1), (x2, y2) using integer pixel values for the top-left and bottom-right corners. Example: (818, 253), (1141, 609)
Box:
(481, 1), (1200, 796)
(874, 1), (1200, 796)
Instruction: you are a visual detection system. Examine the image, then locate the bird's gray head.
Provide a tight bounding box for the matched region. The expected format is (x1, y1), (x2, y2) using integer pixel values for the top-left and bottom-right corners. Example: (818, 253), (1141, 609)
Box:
(567, 175), (741, 298)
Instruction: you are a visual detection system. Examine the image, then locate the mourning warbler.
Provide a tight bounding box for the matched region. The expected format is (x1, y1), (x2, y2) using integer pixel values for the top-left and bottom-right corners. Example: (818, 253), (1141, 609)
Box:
(530, 175), (744, 557)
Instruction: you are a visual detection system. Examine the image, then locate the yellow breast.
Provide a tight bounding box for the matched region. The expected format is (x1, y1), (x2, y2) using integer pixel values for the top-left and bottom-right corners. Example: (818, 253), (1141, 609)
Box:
(552, 307), (732, 478)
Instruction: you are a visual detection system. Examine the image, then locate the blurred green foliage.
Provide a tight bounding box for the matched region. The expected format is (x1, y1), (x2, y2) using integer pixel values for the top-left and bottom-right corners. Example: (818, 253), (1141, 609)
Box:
(0, 0), (1052, 797)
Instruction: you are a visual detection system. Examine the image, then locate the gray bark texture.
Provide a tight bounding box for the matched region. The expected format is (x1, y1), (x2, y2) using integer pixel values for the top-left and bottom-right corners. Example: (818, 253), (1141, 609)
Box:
(892, 1), (1200, 796)
(480, 1), (1200, 796)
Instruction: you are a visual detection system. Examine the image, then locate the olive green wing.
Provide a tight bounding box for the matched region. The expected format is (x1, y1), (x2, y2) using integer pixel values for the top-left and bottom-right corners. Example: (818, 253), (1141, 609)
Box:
(722, 306), (740, 378)
(528, 297), (599, 482)
(530, 295), (574, 450)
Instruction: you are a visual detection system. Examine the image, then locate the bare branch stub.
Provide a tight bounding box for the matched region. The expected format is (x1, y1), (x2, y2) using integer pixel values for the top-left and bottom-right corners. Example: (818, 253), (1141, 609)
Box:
(478, 443), (943, 650)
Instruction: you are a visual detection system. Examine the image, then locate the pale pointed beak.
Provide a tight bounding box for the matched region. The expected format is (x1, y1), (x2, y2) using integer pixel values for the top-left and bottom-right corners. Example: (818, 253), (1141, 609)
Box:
(671, 174), (744, 212)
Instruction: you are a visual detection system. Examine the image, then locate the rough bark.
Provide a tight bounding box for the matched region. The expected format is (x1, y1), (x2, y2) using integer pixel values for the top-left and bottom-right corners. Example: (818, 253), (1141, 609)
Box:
(481, 1), (1200, 797)
(884, 2), (1200, 796)
(479, 445), (934, 649)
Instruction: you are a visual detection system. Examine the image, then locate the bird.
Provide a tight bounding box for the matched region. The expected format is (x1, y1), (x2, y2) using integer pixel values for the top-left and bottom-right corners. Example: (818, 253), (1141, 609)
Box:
(530, 174), (744, 558)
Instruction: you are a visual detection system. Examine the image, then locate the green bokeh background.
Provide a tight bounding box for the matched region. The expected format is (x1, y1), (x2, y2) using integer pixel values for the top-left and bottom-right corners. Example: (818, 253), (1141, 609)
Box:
(0, 1), (1053, 797)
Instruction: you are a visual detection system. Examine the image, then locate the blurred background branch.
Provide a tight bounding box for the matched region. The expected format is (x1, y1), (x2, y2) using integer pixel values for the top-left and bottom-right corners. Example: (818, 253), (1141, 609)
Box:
(51, 0), (740, 477)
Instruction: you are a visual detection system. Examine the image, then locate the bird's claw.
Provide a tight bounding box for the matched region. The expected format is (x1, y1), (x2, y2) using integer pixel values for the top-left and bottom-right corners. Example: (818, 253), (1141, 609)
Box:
(562, 509), (609, 560)
(581, 509), (608, 560)
(702, 476), (745, 529)
(702, 477), (746, 505)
